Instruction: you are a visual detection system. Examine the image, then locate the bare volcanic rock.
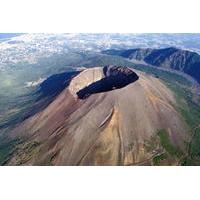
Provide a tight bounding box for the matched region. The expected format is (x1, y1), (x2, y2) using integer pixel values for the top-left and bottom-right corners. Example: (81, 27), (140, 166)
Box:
(8, 66), (188, 166)
(69, 66), (139, 99)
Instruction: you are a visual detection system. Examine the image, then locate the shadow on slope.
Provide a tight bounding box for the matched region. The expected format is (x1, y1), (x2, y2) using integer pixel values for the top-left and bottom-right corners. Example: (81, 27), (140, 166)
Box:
(25, 71), (80, 118)
(0, 71), (80, 130)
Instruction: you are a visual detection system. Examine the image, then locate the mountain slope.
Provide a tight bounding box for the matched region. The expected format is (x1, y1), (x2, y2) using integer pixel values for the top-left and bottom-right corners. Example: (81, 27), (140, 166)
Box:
(4, 66), (188, 166)
(103, 47), (200, 83)
(0, 52), (137, 129)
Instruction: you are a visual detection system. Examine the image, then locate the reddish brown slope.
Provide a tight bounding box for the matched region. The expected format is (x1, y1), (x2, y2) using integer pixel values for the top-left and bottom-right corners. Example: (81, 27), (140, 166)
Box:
(8, 66), (188, 165)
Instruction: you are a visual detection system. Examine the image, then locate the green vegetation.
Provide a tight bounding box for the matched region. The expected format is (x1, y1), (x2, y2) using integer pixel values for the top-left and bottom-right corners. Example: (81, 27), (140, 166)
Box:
(131, 64), (192, 87)
(153, 153), (168, 165)
(0, 52), (136, 129)
(15, 141), (41, 165)
(0, 52), (200, 165)
(134, 64), (200, 165)
(182, 127), (200, 165)
(0, 137), (21, 165)
(189, 127), (200, 158)
(132, 64), (200, 129)
(145, 129), (183, 165)
(164, 80), (200, 129)
(154, 72), (200, 165)
(157, 129), (182, 157)
(150, 129), (183, 165)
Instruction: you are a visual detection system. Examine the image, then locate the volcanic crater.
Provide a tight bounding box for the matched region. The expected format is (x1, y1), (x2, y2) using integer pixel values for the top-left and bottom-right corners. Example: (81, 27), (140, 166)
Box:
(69, 66), (139, 99)
(7, 65), (188, 166)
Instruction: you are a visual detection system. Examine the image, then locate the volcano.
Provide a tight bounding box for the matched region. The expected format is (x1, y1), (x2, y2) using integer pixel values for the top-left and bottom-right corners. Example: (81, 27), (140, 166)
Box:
(7, 66), (187, 165)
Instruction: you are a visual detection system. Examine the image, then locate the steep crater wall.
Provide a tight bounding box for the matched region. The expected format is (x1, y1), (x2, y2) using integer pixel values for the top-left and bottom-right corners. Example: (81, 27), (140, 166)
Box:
(77, 66), (139, 99)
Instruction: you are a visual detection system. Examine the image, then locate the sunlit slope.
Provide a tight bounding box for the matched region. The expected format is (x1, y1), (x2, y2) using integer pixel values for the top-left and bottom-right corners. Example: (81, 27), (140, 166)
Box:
(6, 66), (187, 165)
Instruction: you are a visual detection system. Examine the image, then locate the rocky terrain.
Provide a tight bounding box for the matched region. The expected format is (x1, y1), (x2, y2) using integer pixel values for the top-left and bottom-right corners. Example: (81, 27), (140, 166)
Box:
(4, 66), (188, 166)
(103, 47), (200, 83)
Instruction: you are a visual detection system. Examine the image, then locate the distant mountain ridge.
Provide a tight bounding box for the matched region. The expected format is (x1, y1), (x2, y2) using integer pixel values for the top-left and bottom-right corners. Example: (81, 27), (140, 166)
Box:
(103, 47), (200, 83)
